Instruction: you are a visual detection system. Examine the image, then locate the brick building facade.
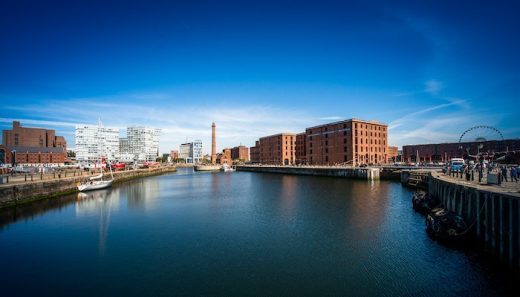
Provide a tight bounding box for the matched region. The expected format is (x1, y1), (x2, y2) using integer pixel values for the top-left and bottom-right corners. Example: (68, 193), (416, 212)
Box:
(216, 148), (233, 164)
(305, 119), (388, 165)
(0, 146), (66, 165)
(402, 139), (520, 163)
(295, 132), (306, 164)
(253, 133), (296, 165)
(250, 119), (391, 166)
(387, 146), (399, 163)
(250, 141), (260, 163)
(231, 145), (249, 161)
(2, 121), (66, 149)
(1, 121), (67, 165)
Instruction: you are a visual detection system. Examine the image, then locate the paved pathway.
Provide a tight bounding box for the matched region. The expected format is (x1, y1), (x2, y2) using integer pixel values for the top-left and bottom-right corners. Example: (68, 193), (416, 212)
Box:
(432, 170), (520, 197)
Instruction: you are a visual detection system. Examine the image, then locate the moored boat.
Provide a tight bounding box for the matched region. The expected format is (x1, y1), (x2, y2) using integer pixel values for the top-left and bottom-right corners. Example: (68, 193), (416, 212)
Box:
(220, 164), (236, 172)
(412, 191), (439, 214)
(78, 179), (113, 192)
(426, 208), (468, 240)
(194, 164), (221, 171)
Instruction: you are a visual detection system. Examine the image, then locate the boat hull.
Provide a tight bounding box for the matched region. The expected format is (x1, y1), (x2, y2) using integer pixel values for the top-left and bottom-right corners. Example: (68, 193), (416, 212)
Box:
(194, 165), (221, 171)
(78, 180), (113, 192)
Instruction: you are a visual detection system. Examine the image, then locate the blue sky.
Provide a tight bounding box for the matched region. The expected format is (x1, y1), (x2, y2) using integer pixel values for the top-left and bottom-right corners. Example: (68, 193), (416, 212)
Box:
(1, 0), (519, 153)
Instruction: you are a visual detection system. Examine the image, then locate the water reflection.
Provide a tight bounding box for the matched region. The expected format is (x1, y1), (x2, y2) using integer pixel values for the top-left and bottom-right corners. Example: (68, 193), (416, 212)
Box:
(125, 178), (160, 210)
(75, 189), (118, 255)
(279, 175), (298, 219)
(1, 170), (518, 297)
(0, 193), (76, 229)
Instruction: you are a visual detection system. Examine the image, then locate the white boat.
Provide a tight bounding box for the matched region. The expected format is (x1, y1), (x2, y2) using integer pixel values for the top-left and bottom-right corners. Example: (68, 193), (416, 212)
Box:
(78, 164), (114, 192)
(221, 164), (236, 172)
(78, 178), (113, 192)
(194, 164), (221, 171)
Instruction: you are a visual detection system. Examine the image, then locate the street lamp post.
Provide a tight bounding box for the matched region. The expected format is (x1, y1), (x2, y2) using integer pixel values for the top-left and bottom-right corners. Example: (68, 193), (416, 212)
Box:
(11, 150), (16, 167)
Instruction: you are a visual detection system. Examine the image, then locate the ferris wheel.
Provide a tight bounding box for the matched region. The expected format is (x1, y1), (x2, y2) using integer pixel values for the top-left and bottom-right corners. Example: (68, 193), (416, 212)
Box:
(458, 126), (504, 143)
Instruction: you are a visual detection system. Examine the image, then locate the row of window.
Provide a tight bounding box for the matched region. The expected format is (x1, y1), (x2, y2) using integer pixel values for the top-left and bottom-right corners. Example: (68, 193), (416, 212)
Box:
(354, 123), (386, 131)
(355, 138), (386, 145)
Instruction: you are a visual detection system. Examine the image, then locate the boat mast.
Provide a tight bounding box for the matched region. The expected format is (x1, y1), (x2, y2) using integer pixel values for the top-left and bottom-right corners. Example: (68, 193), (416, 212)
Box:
(98, 117), (104, 182)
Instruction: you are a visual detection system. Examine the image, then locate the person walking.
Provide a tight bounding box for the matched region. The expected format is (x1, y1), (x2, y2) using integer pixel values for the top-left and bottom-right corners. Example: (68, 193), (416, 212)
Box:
(511, 166), (518, 182)
(501, 166), (508, 182)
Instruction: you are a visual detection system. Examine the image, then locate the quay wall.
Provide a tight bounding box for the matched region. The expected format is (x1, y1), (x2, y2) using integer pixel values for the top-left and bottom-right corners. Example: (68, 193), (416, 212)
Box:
(429, 174), (520, 268)
(0, 166), (177, 209)
(236, 165), (380, 180)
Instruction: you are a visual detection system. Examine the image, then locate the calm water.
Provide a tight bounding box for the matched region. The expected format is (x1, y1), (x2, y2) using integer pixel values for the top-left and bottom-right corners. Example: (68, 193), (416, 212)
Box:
(0, 168), (518, 296)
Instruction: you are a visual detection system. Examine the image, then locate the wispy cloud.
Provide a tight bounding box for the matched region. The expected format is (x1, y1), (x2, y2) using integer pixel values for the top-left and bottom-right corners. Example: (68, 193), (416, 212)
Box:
(2, 95), (318, 153)
(424, 80), (443, 95)
(319, 116), (342, 121)
(390, 80), (444, 98)
(388, 99), (466, 130)
(0, 117), (79, 128)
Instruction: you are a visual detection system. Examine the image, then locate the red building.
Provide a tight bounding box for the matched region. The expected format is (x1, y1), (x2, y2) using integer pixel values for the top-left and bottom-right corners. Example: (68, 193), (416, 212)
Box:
(250, 141), (260, 163)
(1, 121), (67, 165)
(251, 133), (296, 165)
(305, 119), (388, 165)
(295, 132), (306, 164)
(387, 146), (399, 163)
(402, 139), (520, 163)
(231, 145), (249, 161)
(170, 150), (179, 161)
(216, 148), (233, 165)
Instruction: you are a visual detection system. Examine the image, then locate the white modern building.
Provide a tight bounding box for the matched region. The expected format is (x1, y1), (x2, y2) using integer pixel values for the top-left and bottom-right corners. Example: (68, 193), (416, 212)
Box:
(178, 140), (203, 164)
(75, 124), (120, 165)
(193, 140), (203, 164)
(179, 142), (193, 163)
(121, 126), (161, 162)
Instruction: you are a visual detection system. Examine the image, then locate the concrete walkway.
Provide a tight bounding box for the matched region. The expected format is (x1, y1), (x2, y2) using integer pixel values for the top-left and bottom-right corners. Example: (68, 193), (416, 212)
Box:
(432, 171), (520, 197)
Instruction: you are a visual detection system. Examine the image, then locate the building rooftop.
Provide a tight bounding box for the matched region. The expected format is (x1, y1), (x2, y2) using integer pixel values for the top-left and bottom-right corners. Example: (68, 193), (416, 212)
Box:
(259, 132), (297, 140)
(0, 146), (65, 153)
(305, 118), (387, 130)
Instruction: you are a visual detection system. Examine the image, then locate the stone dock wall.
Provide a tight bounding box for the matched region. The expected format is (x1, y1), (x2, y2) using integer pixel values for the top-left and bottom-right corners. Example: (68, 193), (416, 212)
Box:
(0, 166), (177, 208)
(429, 174), (520, 268)
(236, 165), (380, 180)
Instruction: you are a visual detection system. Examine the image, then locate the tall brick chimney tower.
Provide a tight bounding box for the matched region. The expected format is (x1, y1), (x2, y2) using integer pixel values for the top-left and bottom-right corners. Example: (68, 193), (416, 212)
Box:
(211, 122), (217, 164)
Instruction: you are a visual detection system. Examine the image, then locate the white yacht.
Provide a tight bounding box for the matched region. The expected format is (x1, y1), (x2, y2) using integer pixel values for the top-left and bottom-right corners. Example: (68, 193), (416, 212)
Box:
(221, 164), (236, 172)
(78, 164), (114, 192)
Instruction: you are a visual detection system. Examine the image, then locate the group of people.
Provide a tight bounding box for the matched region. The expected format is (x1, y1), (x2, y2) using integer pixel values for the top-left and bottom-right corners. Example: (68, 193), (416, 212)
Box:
(448, 162), (519, 184)
(500, 165), (519, 182)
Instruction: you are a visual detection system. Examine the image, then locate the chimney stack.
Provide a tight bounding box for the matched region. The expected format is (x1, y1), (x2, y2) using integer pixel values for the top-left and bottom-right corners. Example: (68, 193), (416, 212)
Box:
(211, 122), (217, 164)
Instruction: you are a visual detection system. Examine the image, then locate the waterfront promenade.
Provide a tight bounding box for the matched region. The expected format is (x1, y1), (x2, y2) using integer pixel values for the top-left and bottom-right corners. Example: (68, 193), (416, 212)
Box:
(436, 170), (520, 197)
(0, 165), (177, 208)
(0, 168), (110, 185)
(237, 164), (381, 180)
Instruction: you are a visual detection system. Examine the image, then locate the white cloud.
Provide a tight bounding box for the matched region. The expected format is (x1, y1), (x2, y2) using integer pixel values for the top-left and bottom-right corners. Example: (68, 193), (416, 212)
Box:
(424, 80), (443, 95)
(388, 99), (466, 130)
(3, 97), (317, 154)
(0, 117), (79, 128)
(319, 116), (342, 121)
